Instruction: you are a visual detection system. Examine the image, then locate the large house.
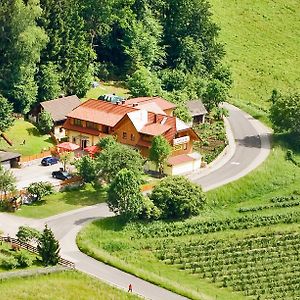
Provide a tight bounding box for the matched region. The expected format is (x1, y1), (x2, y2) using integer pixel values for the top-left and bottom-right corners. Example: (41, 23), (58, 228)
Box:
(28, 95), (81, 140)
(63, 97), (201, 175)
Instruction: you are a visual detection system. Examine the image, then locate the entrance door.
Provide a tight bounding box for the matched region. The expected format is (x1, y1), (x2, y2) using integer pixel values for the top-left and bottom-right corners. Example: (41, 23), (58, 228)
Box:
(81, 139), (88, 149)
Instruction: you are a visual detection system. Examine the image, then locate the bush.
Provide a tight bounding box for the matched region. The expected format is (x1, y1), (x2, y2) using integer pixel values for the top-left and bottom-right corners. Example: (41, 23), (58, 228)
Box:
(139, 197), (161, 220)
(150, 176), (206, 219)
(1, 255), (18, 270)
(15, 250), (33, 268)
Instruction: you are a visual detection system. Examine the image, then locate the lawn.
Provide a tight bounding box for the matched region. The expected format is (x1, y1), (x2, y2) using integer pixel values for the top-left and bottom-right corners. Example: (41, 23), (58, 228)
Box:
(15, 184), (107, 219)
(0, 119), (54, 156)
(85, 81), (130, 100)
(210, 0), (300, 119)
(0, 270), (141, 300)
(77, 145), (300, 300)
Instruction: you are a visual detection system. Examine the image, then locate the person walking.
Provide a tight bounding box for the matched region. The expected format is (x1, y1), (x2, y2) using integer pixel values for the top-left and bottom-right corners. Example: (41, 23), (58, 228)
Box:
(128, 283), (133, 293)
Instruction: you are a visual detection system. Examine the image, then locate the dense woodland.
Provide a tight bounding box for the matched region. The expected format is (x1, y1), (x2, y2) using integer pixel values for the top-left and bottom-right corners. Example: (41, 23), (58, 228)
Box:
(0, 0), (232, 115)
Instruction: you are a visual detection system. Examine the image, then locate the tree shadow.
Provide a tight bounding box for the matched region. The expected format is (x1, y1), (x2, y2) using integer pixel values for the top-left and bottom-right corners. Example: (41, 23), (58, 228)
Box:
(273, 132), (300, 153)
(26, 127), (42, 137)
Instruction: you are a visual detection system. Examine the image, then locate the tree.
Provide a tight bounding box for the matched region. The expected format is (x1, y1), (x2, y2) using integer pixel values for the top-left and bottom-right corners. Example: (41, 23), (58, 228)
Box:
(149, 135), (172, 175)
(38, 110), (54, 134)
(0, 165), (17, 200)
(97, 136), (117, 150)
(97, 142), (144, 182)
(37, 62), (62, 101)
(37, 224), (60, 266)
(0, 95), (14, 132)
(27, 181), (54, 201)
(127, 67), (161, 97)
(39, 0), (96, 97)
(59, 151), (74, 171)
(203, 79), (229, 111)
(0, 0), (48, 113)
(74, 155), (97, 183)
(150, 176), (206, 219)
(17, 226), (41, 244)
(174, 105), (192, 123)
(270, 91), (300, 136)
(107, 169), (144, 220)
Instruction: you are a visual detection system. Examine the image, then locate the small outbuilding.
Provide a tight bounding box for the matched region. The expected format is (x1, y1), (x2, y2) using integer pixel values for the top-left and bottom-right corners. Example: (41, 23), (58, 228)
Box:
(0, 151), (21, 169)
(186, 100), (208, 125)
(28, 95), (81, 140)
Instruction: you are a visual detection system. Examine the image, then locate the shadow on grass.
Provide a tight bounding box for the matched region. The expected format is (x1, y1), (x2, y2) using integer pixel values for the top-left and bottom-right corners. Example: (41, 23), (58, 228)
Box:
(273, 132), (300, 153)
(92, 216), (128, 232)
(26, 127), (41, 137)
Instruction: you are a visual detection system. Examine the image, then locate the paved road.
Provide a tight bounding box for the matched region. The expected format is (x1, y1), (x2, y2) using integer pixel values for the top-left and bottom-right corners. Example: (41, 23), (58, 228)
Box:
(0, 103), (271, 300)
(188, 103), (272, 191)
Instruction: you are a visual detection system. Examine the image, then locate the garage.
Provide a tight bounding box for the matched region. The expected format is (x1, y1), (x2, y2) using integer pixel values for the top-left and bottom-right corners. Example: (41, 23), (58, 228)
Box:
(0, 151), (21, 170)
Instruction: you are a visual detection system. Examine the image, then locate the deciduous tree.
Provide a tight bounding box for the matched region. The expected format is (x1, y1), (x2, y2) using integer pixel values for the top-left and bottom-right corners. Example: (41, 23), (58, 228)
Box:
(0, 95), (14, 132)
(107, 168), (144, 220)
(149, 135), (172, 175)
(38, 110), (53, 134)
(150, 176), (206, 219)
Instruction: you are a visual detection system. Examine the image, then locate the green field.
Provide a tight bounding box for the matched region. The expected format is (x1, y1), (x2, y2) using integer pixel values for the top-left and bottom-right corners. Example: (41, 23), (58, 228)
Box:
(0, 271), (140, 300)
(77, 146), (300, 300)
(15, 184), (107, 219)
(0, 119), (54, 156)
(210, 0), (300, 118)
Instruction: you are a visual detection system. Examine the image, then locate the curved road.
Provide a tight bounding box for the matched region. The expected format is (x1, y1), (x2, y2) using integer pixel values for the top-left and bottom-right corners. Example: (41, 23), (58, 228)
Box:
(0, 104), (272, 300)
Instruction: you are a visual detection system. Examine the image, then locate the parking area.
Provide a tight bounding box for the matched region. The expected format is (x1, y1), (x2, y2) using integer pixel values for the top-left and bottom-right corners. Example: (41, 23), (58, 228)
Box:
(12, 158), (64, 189)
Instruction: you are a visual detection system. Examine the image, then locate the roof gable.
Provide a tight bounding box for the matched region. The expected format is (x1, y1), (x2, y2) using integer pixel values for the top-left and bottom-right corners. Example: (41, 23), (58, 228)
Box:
(40, 95), (81, 122)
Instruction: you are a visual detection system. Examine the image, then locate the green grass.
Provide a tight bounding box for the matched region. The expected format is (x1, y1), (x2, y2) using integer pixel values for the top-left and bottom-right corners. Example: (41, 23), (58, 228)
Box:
(15, 184), (107, 219)
(0, 270), (140, 300)
(77, 145), (300, 300)
(210, 0), (300, 115)
(0, 119), (54, 156)
(85, 81), (130, 100)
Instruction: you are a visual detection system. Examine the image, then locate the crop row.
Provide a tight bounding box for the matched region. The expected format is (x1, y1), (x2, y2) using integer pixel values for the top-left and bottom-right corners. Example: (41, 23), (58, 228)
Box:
(238, 200), (300, 213)
(130, 211), (300, 238)
(156, 232), (300, 299)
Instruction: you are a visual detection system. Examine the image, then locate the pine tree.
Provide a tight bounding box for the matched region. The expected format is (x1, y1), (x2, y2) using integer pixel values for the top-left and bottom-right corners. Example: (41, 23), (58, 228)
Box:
(37, 225), (60, 266)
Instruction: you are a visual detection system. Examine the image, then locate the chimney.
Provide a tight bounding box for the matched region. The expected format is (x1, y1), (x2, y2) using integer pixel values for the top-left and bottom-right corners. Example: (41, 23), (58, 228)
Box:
(133, 103), (138, 107)
(121, 100), (126, 104)
(116, 101), (120, 105)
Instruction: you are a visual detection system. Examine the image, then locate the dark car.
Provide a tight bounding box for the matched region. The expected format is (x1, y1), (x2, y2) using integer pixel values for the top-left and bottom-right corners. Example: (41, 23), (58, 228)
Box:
(41, 156), (59, 166)
(52, 170), (72, 180)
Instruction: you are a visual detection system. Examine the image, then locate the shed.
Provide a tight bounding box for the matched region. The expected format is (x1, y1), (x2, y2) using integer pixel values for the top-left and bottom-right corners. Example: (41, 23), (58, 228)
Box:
(186, 100), (208, 124)
(0, 151), (21, 169)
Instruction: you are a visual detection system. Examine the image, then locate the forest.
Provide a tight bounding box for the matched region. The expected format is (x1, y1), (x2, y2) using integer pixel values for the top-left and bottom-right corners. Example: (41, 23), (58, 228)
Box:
(0, 0), (231, 115)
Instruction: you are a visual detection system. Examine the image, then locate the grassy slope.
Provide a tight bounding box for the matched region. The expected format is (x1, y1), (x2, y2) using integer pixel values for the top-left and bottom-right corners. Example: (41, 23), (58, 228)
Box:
(210, 0), (300, 115)
(0, 271), (140, 300)
(0, 119), (54, 156)
(14, 184), (107, 219)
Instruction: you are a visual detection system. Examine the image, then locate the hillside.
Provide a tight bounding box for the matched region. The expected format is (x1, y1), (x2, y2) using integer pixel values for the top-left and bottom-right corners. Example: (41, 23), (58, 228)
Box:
(210, 0), (300, 115)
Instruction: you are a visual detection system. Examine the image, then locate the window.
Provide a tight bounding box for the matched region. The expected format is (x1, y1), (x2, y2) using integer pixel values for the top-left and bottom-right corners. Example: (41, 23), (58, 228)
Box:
(86, 121), (97, 129)
(72, 137), (76, 143)
(130, 134), (135, 141)
(74, 119), (82, 126)
(123, 132), (127, 139)
(59, 127), (63, 132)
(183, 143), (188, 150)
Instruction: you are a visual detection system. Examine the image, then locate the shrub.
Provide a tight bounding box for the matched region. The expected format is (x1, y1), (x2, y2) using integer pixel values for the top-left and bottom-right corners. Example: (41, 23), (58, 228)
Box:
(150, 176), (206, 219)
(15, 250), (33, 268)
(1, 255), (18, 270)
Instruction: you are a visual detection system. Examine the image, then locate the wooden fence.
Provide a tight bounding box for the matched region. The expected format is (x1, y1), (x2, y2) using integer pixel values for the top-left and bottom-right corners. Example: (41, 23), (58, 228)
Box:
(0, 236), (75, 269)
(20, 149), (56, 163)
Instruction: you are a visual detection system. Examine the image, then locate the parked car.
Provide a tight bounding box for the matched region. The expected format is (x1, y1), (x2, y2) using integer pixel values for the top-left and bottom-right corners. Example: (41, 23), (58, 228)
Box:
(41, 156), (59, 166)
(52, 170), (72, 180)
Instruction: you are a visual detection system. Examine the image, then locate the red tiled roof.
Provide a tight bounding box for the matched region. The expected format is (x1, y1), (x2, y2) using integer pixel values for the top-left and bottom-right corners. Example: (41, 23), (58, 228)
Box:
(63, 119), (100, 136)
(67, 99), (136, 127)
(124, 97), (176, 111)
(167, 154), (195, 166)
(140, 123), (171, 136)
